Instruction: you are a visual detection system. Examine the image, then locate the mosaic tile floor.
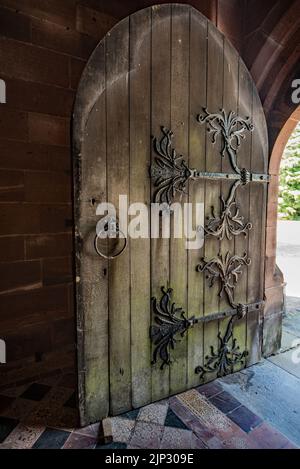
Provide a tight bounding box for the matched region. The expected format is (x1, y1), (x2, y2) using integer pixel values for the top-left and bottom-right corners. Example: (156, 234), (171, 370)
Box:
(0, 368), (298, 449)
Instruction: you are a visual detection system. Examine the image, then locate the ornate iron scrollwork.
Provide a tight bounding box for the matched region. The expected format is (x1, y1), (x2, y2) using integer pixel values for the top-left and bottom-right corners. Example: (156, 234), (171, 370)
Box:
(150, 114), (267, 206)
(150, 127), (192, 204)
(197, 252), (251, 308)
(205, 180), (252, 240)
(150, 286), (262, 370)
(149, 109), (267, 374)
(197, 108), (253, 175)
(150, 287), (194, 369)
(195, 316), (248, 380)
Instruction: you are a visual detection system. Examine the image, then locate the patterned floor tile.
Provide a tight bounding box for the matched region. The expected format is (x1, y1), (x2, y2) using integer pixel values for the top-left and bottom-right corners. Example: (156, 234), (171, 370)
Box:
(57, 373), (76, 389)
(24, 400), (78, 430)
(50, 407), (78, 431)
(63, 392), (77, 409)
(1, 398), (38, 421)
(197, 381), (223, 398)
(32, 428), (71, 449)
(0, 442), (14, 449)
(96, 442), (127, 449)
(0, 416), (19, 443)
(221, 435), (261, 449)
(164, 408), (189, 430)
(63, 432), (97, 449)
(227, 405), (263, 433)
(137, 403), (168, 425)
(205, 436), (225, 449)
(74, 422), (100, 438)
(0, 385), (28, 398)
(209, 391), (241, 414)
(160, 427), (193, 449)
(0, 371), (298, 450)
(249, 422), (295, 449)
(4, 423), (45, 449)
(169, 396), (216, 446)
(176, 390), (249, 442)
(24, 385), (77, 429)
(38, 375), (61, 387)
(41, 386), (74, 406)
(21, 383), (51, 401)
(191, 434), (208, 449)
(120, 408), (140, 420)
(129, 422), (164, 449)
(110, 417), (135, 443)
(0, 395), (15, 415)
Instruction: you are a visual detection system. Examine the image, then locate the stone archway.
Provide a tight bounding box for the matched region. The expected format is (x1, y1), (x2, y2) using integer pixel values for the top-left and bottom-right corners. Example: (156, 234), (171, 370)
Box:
(263, 106), (300, 356)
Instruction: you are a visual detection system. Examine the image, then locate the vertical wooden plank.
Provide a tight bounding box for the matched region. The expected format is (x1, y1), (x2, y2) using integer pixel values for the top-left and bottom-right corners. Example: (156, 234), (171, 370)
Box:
(77, 76), (109, 423)
(169, 3), (190, 395)
(74, 37), (110, 424)
(151, 4), (171, 402)
(233, 59), (253, 370)
(218, 40), (239, 344)
(202, 23), (224, 383)
(247, 83), (268, 365)
(187, 9), (207, 388)
(106, 17), (131, 415)
(129, 9), (152, 408)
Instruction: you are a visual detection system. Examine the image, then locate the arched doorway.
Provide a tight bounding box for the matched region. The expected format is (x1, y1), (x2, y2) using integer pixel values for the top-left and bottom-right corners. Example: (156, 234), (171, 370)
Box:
(263, 107), (300, 356)
(73, 3), (270, 425)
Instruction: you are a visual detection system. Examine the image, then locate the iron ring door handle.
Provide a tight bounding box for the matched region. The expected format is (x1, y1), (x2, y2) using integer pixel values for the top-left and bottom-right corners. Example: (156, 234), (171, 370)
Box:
(94, 228), (127, 260)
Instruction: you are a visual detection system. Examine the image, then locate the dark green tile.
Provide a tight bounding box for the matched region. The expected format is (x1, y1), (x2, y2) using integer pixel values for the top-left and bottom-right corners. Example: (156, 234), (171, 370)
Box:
(33, 428), (71, 449)
(120, 409), (140, 420)
(164, 408), (188, 430)
(21, 383), (51, 401)
(0, 416), (18, 443)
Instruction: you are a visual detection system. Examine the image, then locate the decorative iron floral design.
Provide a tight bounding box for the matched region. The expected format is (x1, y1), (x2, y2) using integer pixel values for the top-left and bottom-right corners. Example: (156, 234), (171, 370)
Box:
(150, 117), (268, 205)
(197, 252), (251, 308)
(205, 180), (252, 240)
(150, 127), (192, 204)
(195, 316), (248, 380)
(150, 287), (194, 369)
(197, 108), (254, 175)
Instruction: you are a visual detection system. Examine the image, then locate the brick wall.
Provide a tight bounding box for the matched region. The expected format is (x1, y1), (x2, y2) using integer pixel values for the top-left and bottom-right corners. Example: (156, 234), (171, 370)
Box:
(0, 0), (296, 388)
(0, 0), (118, 388)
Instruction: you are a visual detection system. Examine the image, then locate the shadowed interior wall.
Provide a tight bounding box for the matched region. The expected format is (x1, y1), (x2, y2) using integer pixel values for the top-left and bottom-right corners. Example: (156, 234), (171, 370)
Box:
(0, 0), (299, 388)
(0, 0), (118, 388)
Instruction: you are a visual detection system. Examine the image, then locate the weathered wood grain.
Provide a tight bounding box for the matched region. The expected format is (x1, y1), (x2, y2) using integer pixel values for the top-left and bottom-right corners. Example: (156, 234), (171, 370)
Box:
(150, 4), (171, 402)
(106, 17), (131, 415)
(187, 9), (207, 388)
(73, 4), (269, 423)
(129, 8), (152, 408)
(233, 58), (252, 371)
(247, 82), (268, 365)
(218, 40), (239, 353)
(202, 23), (224, 383)
(169, 3), (190, 395)
(73, 40), (109, 426)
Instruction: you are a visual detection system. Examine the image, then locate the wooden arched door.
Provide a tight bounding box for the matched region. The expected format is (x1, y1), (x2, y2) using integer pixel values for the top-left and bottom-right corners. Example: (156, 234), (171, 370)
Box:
(73, 4), (269, 425)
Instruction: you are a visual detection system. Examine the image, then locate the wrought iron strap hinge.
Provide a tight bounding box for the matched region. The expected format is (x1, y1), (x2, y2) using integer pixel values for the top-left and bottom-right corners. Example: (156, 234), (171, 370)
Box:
(150, 286), (264, 371)
(197, 251), (251, 309)
(150, 109), (269, 207)
(195, 315), (248, 380)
